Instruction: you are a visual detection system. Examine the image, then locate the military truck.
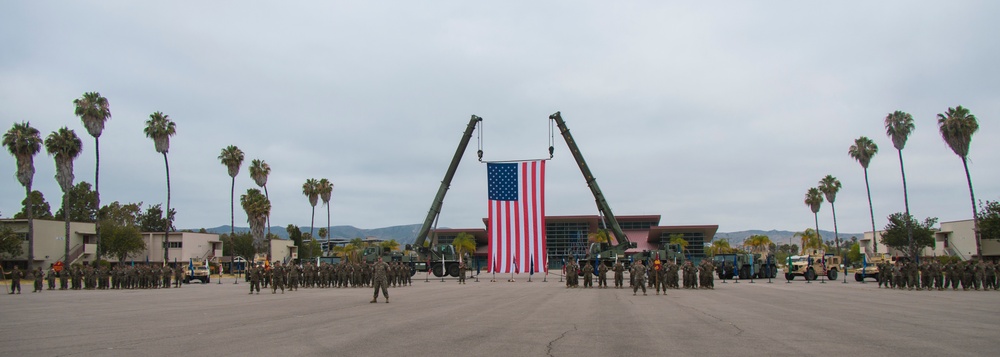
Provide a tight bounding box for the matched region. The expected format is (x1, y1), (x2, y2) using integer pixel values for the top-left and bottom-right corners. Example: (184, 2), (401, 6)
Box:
(713, 252), (778, 280)
(185, 258), (211, 284)
(854, 253), (894, 282)
(783, 249), (842, 281)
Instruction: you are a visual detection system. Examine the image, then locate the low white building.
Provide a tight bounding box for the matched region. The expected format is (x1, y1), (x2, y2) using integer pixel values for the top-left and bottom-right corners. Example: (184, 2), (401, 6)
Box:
(0, 218), (221, 269)
(859, 219), (998, 260)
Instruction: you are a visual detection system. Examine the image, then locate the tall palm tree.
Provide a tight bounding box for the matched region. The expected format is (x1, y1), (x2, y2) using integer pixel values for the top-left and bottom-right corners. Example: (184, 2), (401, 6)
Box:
(849, 136), (879, 253)
(317, 178), (333, 249)
(744, 234), (773, 254)
(804, 187), (824, 253)
(218, 145), (244, 237)
(219, 145), (243, 273)
(818, 175), (842, 255)
(74, 92), (111, 262)
(3, 122), (43, 268)
(709, 239), (732, 256)
(248, 159), (272, 243)
(45, 127), (83, 264)
(240, 188), (271, 255)
(937, 105), (981, 258)
(143, 111), (176, 263)
(885, 110), (915, 259)
(302, 178), (320, 239)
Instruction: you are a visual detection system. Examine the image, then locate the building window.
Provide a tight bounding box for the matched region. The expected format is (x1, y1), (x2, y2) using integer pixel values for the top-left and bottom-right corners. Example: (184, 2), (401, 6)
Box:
(19, 233), (29, 241)
(165, 242), (182, 248)
(546, 222), (590, 267)
(659, 232), (706, 259)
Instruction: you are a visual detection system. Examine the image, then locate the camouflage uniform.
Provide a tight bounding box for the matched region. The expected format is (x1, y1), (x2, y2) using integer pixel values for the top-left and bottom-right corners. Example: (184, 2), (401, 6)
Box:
(597, 262), (608, 288)
(46, 265), (56, 290)
(632, 261), (647, 295)
(8, 266), (23, 294)
(32, 267), (43, 292)
(59, 267), (68, 290)
(582, 262), (594, 288)
(613, 261), (624, 289)
(249, 265), (261, 294)
(371, 258), (390, 303)
(458, 262), (467, 284)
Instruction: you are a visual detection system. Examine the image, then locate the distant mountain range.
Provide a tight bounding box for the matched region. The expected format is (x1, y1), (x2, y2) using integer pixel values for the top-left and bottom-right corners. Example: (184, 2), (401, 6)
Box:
(191, 225), (860, 247)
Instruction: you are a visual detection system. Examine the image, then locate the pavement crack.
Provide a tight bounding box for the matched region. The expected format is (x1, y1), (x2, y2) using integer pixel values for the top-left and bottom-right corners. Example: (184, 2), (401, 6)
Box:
(546, 323), (577, 357)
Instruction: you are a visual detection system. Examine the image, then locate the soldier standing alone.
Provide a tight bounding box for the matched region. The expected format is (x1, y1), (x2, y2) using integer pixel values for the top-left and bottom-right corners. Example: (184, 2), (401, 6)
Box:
(632, 260), (647, 296)
(371, 256), (390, 303)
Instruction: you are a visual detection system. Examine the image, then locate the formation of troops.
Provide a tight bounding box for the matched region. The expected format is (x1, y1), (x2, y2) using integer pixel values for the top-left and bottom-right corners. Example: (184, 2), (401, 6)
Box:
(4, 263), (187, 294)
(561, 258), (718, 295)
(875, 259), (1000, 291)
(244, 259), (413, 295)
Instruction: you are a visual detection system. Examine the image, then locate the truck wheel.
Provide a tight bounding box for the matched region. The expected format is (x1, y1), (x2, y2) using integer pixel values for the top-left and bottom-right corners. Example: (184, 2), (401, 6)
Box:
(739, 266), (750, 280)
(785, 273), (794, 281)
(827, 270), (838, 281)
(447, 263), (460, 277)
(805, 269), (816, 281)
(855, 273), (864, 282)
(205, 277), (211, 284)
(432, 264), (444, 277)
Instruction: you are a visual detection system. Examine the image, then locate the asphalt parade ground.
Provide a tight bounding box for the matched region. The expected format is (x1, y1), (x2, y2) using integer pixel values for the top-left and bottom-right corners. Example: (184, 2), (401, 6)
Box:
(2, 273), (999, 357)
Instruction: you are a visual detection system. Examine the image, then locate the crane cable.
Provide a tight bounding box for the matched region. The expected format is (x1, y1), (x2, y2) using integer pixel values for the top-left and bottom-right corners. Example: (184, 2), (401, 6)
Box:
(477, 119), (484, 162)
(548, 116), (555, 159)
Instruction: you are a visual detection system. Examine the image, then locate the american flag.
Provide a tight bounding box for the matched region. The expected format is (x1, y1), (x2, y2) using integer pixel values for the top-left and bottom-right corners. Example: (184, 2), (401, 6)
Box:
(487, 161), (546, 274)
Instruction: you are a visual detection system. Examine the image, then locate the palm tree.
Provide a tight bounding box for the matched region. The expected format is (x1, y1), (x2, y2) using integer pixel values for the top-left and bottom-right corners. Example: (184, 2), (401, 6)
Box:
(452, 232), (477, 263)
(219, 145), (243, 273)
(218, 145), (244, 237)
(317, 178), (334, 251)
(849, 136), (879, 253)
(143, 111), (177, 262)
(380, 239), (402, 252)
(804, 187), (824, 253)
(587, 229), (610, 246)
(45, 127), (84, 264)
(74, 92), (111, 262)
(240, 188), (271, 255)
(743, 234), (773, 254)
(302, 178), (320, 239)
(709, 239), (732, 256)
(248, 159), (271, 237)
(3, 122), (43, 268)
(818, 175), (842, 255)
(668, 233), (689, 254)
(938, 105), (981, 258)
(794, 228), (823, 254)
(885, 110), (915, 259)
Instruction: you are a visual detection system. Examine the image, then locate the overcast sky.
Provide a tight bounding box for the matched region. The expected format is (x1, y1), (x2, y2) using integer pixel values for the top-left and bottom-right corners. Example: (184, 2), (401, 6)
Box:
(2, 2), (998, 237)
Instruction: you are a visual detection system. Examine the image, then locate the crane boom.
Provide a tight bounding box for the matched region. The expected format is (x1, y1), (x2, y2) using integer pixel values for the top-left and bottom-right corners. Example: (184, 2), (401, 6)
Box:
(412, 115), (482, 248)
(549, 111), (633, 249)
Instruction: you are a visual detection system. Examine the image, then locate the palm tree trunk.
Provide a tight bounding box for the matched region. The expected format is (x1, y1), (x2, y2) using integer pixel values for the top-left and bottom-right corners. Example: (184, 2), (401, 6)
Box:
(326, 203), (331, 257)
(264, 185), (270, 258)
(63, 191), (70, 265)
(94, 136), (101, 262)
(163, 152), (171, 264)
(897, 149), (915, 260)
(310, 206), (316, 240)
(831, 203), (840, 255)
(962, 158), (981, 259)
(230, 175), (235, 279)
(26, 185), (34, 269)
(230, 176), (235, 237)
(814, 213), (820, 252)
(864, 167), (877, 254)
